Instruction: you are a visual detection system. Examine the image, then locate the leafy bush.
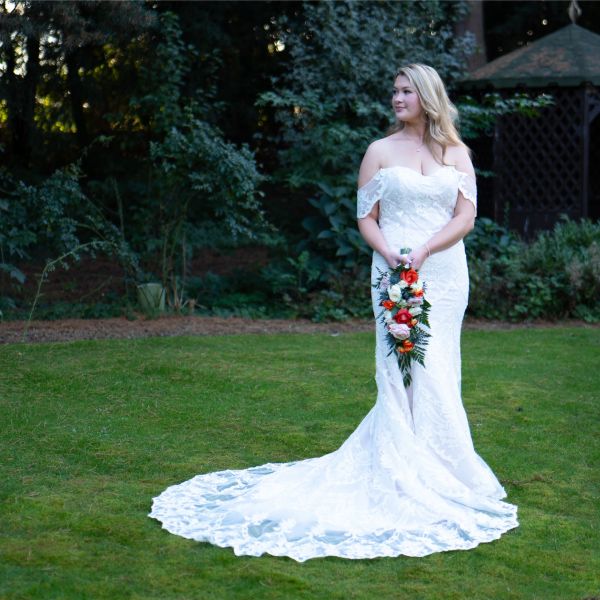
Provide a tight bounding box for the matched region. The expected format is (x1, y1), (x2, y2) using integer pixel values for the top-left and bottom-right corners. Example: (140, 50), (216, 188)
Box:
(126, 12), (272, 309)
(522, 218), (600, 321)
(464, 218), (524, 319)
(180, 248), (371, 322)
(174, 218), (600, 324)
(0, 165), (87, 287)
(184, 266), (278, 319)
(466, 217), (600, 321)
(0, 162), (139, 318)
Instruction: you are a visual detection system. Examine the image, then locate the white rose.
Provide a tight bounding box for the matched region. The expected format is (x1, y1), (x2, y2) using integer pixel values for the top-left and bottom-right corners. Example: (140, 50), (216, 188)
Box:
(411, 280), (423, 292)
(409, 306), (422, 316)
(387, 284), (402, 303)
(398, 280), (408, 289)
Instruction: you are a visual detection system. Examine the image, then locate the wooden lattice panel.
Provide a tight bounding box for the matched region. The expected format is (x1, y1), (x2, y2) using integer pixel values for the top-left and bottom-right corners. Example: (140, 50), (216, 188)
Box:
(493, 88), (584, 235)
(588, 87), (600, 221)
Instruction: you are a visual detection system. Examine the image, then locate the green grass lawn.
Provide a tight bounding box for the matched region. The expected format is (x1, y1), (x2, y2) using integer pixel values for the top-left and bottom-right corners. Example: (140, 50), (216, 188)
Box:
(1, 328), (599, 600)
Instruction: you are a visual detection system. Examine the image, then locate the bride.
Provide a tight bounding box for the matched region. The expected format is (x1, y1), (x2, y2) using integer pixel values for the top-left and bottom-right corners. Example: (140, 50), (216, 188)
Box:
(149, 63), (519, 561)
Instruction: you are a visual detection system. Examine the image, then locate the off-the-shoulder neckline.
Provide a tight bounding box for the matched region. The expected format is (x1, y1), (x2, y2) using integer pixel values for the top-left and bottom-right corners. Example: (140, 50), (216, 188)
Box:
(380, 164), (454, 176)
(358, 164), (473, 192)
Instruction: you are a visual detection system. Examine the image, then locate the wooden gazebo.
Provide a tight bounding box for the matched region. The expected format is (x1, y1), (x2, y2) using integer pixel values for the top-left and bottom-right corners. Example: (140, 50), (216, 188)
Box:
(463, 23), (600, 235)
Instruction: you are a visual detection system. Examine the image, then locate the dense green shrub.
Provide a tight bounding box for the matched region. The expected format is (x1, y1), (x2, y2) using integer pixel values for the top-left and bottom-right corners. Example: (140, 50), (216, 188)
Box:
(124, 12), (272, 309)
(0, 162), (139, 318)
(464, 218), (524, 319)
(0, 165), (88, 287)
(522, 218), (600, 321)
(466, 217), (600, 321)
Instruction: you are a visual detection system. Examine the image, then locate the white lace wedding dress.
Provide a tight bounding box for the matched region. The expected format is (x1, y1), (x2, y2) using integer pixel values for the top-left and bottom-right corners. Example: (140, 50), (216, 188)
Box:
(149, 164), (519, 561)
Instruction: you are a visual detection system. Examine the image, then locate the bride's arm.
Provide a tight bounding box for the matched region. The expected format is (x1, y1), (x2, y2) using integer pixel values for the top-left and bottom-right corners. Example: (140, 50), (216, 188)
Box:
(356, 144), (403, 268)
(407, 146), (476, 270)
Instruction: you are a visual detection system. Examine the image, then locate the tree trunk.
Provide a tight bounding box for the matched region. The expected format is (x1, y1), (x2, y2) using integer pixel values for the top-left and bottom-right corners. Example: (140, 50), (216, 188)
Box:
(22, 34), (40, 159)
(2, 33), (40, 166)
(4, 37), (20, 162)
(454, 0), (487, 71)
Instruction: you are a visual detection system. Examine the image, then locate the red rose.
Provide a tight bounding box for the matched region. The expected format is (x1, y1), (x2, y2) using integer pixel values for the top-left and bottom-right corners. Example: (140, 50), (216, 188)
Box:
(393, 309), (412, 324)
(381, 300), (395, 310)
(413, 288), (424, 297)
(401, 268), (419, 285)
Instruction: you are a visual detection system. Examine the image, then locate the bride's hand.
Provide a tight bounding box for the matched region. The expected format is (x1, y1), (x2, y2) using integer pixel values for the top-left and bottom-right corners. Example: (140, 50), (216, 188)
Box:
(405, 246), (429, 270)
(384, 248), (404, 269)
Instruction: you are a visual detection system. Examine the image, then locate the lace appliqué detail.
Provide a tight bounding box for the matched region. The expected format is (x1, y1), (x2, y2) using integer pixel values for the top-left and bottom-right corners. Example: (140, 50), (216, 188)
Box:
(456, 171), (477, 215)
(356, 171), (383, 219)
(149, 164), (518, 563)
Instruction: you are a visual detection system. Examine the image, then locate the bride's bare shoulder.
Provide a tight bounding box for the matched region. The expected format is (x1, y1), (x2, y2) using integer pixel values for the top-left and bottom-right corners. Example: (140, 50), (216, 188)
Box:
(365, 134), (394, 152)
(358, 136), (395, 187)
(445, 143), (475, 177)
(362, 135), (397, 164)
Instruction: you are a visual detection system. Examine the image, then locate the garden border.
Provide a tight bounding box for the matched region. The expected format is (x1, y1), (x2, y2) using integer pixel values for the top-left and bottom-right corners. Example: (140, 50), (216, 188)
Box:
(1, 315), (597, 345)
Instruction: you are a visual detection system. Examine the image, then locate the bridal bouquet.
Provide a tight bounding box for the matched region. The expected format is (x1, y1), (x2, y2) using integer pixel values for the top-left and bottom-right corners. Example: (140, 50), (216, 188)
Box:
(373, 248), (431, 387)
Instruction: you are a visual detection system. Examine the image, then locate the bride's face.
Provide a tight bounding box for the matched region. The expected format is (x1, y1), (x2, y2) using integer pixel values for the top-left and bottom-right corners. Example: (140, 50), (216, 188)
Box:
(392, 75), (424, 123)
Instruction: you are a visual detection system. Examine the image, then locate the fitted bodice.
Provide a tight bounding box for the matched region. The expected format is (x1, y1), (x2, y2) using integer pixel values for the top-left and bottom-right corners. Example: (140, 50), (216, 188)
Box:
(357, 165), (477, 247)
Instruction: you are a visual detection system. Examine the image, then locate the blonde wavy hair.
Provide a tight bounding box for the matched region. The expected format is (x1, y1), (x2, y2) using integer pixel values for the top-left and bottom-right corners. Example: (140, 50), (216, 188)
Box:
(388, 63), (465, 163)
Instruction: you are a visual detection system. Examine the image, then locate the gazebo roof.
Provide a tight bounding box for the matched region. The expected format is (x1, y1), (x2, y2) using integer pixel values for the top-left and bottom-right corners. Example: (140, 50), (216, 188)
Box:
(463, 23), (600, 89)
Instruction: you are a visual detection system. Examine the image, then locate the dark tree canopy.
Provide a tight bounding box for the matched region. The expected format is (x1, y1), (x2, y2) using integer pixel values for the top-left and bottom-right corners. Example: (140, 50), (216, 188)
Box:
(2, 1), (593, 324)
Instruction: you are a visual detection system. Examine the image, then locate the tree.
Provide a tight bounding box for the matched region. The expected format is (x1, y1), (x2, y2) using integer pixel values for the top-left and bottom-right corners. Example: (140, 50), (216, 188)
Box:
(259, 0), (474, 269)
(0, 6), (270, 313)
(0, 0), (155, 170)
(121, 11), (270, 306)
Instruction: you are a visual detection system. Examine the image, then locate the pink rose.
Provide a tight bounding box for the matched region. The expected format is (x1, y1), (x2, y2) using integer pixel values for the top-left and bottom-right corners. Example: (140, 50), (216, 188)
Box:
(407, 296), (424, 306)
(388, 323), (411, 340)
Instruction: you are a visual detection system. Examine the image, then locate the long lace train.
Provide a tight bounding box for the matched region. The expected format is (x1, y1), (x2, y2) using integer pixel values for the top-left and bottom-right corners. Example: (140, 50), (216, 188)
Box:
(149, 164), (519, 561)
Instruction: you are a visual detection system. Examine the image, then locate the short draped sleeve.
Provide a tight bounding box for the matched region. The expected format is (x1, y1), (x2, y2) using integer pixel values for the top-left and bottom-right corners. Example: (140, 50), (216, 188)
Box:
(456, 170), (477, 215)
(356, 171), (383, 219)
